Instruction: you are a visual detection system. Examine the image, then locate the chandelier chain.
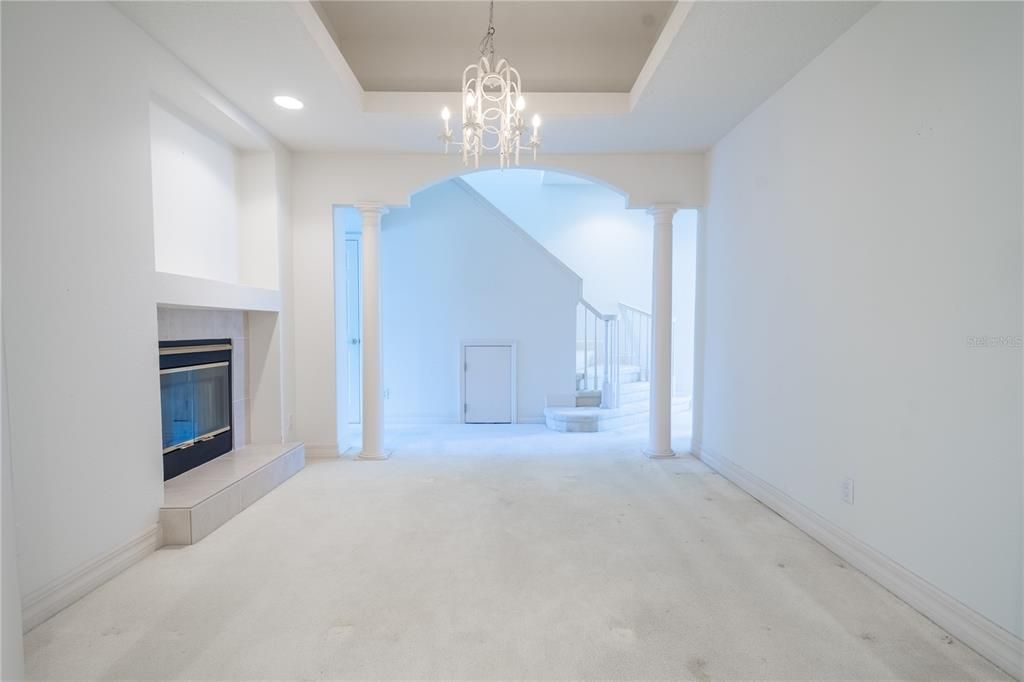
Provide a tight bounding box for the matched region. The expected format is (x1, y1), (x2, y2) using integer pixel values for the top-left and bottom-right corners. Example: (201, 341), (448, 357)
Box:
(478, 1), (496, 60)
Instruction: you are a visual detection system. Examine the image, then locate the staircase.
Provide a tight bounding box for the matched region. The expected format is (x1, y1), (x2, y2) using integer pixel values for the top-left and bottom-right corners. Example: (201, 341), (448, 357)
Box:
(448, 182), (687, 432)
(544, 301), (689, 432)
(545, 374), (691, 432)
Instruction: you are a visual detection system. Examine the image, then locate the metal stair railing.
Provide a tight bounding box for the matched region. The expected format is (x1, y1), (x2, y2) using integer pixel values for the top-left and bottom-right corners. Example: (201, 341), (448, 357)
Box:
(618, 303), (652, 383)
(576, 299), (619, 408)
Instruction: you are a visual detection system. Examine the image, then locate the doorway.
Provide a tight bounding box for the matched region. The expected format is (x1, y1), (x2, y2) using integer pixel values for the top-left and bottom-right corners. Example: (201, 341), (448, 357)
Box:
(332, 174), (698, 449)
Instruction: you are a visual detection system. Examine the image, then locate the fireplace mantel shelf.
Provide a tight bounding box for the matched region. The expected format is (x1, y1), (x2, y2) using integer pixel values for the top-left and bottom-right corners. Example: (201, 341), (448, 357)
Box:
(155, 271), (281, 312)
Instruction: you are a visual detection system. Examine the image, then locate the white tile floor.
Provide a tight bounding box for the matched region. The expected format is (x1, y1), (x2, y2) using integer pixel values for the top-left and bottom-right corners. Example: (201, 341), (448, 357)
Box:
(24, 415), (1008, 680)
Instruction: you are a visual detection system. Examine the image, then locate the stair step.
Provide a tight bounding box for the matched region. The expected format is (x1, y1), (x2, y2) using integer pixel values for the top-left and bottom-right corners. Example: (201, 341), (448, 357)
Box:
(574, 389), (601, 407)
(620, 380), (649, 394)
(544, 397), (690, 433)
(619, 382), (649, 404)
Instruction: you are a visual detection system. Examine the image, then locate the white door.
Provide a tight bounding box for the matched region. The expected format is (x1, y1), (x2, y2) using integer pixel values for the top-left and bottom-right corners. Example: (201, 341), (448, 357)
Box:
(463, 345), (513, 424)
(345, 238), (362, 424)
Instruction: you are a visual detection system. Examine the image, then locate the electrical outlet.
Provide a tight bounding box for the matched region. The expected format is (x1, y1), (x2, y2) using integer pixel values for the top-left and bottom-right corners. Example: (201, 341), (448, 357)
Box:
(383, 388), (390, 400)
(842, 478), (855, 505)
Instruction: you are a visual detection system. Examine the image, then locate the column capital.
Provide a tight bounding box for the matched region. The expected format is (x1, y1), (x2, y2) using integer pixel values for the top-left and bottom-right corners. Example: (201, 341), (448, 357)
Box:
(647, 203), (680, 220)
(353, 202), (389, 216)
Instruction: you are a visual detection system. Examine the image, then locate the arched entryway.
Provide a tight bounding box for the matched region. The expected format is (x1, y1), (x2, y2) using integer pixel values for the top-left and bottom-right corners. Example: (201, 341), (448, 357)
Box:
(332, 165), (698, 459)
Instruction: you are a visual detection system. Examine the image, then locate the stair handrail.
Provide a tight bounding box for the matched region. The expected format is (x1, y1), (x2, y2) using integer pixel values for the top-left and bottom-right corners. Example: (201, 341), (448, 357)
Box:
(576, 298), (620, 409)
(574, 302), (656, 412)
(618, 302), (652, 383)
(579, 298), (617, 321)
(618, 302), (650, 317)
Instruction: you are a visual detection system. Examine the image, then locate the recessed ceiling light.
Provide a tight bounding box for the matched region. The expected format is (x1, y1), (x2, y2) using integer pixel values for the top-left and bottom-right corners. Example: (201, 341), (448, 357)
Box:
(273, 95), (304, 111)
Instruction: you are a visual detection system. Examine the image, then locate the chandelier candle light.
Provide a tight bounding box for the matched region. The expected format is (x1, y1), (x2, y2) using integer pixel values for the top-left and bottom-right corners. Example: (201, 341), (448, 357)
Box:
(439, 1), (541, 168)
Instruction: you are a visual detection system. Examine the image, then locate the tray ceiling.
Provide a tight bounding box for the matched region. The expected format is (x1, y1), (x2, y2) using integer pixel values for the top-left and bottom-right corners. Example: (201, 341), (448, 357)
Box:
(314, 1), (675, 93)
(115, 1), (874, 153)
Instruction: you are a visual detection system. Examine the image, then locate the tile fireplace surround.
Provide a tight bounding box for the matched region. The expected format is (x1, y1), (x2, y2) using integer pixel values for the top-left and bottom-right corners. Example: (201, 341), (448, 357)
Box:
(155, 307), (304, 545)
(157, 307), (250, 452)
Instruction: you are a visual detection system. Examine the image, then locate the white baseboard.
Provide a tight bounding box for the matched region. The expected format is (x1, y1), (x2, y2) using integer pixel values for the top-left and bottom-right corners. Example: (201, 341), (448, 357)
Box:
(383, 417), (546, 425)
(22, 523), (161, 633)
(348, 418), (546, 427)
(304, 443), (340, 459)
(695, 445), (1023, 680)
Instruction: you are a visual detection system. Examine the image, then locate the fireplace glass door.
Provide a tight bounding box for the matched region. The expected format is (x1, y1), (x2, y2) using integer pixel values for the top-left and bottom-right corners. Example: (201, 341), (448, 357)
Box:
(160, 361), (231, 453)
(159, 339), (233, 480)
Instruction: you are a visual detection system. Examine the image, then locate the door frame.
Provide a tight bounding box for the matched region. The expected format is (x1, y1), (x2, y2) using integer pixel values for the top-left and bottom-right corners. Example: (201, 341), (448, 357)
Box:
(459, 339), (517, 425)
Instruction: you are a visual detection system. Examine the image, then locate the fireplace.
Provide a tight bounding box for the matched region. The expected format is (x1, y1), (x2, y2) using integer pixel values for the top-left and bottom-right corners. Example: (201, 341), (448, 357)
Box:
(159, 339), (233, 480)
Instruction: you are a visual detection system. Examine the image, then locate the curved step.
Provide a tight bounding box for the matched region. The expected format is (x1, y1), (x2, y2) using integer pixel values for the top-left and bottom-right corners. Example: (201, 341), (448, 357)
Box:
(544, 397), (691, 433)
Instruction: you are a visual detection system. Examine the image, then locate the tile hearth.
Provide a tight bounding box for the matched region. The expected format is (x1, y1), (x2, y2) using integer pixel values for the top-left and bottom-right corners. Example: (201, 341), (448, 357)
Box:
(160, 442), (305, 545)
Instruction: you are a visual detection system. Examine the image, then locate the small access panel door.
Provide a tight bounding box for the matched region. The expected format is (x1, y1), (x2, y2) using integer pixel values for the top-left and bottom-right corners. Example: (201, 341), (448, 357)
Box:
(463, 344), (514, 424)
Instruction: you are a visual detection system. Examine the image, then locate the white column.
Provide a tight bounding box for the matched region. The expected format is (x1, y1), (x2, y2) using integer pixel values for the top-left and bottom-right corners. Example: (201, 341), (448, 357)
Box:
(646, 204), (678, 458)
(354, 203), (389, 460)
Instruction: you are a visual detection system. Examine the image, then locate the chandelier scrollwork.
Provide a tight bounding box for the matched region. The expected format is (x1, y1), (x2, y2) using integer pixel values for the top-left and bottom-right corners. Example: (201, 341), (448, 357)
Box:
(439, 1), (541, 168)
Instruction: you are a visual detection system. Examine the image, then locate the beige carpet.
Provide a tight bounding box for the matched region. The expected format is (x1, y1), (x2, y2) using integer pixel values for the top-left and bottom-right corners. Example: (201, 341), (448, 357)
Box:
(24, 423), (1008, 680)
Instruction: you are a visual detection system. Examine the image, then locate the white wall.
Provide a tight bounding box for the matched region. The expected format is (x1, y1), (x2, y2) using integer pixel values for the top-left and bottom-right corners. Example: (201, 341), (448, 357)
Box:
(370, 180), (578, 423)
(672, 216), (698, 400)
(291, 160), (341, 453)
(0, 6), (26, 670)
(1, 127), (26, 675)
(150, 102), (240, 283)
(271, 149), (294, 446)
(462, 170), (699, 397)
(1, 422), (24, 678)
(1, 2), (292, 639)
(238, 152), (280, 290)
(2, 1), (164, 598)
(462, 171), (650, 313)
(288, 152), (705, 210)
(700, 0), (1022, 643)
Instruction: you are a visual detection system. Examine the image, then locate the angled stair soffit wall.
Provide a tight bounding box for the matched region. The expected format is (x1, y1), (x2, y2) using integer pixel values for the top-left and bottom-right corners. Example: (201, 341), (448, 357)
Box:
(450, 178), (584, 299)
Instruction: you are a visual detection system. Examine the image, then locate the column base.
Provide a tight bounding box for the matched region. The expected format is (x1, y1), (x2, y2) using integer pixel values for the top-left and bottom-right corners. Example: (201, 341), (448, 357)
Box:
(344, 447), (392, 460)
(357, 449), (391, 461)
(644, 448), (676, 459)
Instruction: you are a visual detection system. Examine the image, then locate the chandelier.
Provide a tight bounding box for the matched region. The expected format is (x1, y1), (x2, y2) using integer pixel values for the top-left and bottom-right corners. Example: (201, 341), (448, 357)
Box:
(439, 1), (541, 168)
